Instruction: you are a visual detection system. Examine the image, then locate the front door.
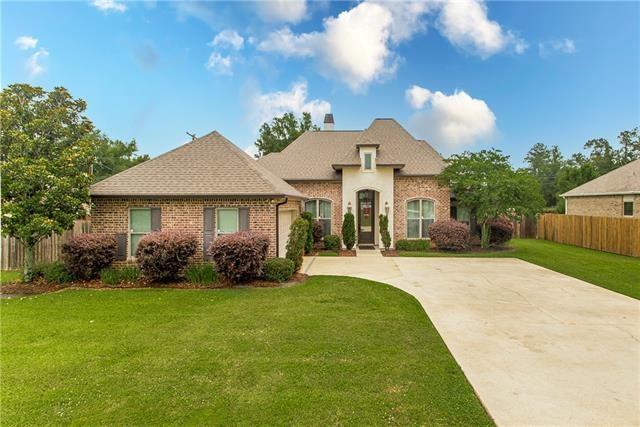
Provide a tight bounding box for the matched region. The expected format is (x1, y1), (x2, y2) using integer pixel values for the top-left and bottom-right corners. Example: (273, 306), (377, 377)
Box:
(358, 190), (375, 245)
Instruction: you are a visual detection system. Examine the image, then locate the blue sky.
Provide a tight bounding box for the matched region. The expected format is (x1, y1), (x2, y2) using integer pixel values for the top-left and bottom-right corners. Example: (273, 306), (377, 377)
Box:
(2, 1), (638, 165)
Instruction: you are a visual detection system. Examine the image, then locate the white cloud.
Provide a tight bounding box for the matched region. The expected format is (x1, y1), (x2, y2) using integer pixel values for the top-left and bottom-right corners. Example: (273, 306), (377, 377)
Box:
(206, 52), (233, 75)
(406, 85), (432, 109)
(436, 0), (526, 58)
(257, 1), (525, 90)
(249, 81), (331, 131)
(256, 0), (308, 24)
(210, 30), (244, 51)
(539, 38), (576, 57)
(15, 36), (38, 50)
(259, 2), (429, 92)
(26, 48), (49, 77)
(408, 86), (496, 149)
(244, 144), (259, 158)
(91, 0), (127, 13)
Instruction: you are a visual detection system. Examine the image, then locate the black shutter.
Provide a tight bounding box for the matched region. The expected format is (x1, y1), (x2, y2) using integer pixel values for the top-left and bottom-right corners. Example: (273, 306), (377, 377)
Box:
(239, 208), (249, 231)
(115, 233), (127, 261)
(151, 208), (161, 231)
(203, 208), (215, 261)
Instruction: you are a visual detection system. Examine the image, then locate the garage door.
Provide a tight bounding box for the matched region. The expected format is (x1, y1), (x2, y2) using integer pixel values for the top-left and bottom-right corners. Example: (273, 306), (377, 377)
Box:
(278, 209), (297, 258)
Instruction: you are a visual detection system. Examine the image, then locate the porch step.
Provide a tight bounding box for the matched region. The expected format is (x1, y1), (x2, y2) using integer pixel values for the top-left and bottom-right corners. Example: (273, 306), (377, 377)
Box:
(355, 247), (382, 257)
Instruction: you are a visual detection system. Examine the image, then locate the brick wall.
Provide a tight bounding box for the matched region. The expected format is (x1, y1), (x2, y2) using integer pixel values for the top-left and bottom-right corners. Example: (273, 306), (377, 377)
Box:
(566, 195), (639, 218)
(91, 197), (280, 261)
(288, 181), (343, 235)
(393, 176), (450, 243)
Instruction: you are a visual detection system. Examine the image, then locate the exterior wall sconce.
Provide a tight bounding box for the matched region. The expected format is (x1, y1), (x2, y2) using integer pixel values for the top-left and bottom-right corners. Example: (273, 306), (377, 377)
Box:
(384, 201), (389, 216)
(347, 201), (352, 213)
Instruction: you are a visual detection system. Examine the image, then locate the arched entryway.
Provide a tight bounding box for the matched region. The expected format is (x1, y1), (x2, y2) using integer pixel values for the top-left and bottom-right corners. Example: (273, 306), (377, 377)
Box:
(357, 189), (377, 246)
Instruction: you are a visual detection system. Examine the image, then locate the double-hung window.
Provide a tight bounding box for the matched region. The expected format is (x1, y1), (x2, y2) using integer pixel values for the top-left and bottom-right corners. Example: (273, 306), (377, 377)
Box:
(130, 208), (151, 256)
(305, 199), (332, 236)
(407, 199), (435, 238)
(364, 153), (372, 170)
(217, 208), (239, 235)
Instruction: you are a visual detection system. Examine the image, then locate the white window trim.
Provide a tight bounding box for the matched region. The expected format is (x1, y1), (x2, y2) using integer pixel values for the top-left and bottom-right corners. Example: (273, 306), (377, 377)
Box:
(623, 196), (634, 217)
(129, 207), (151, 259)
(305, 199), (332, 234)
(360, 148), (376, 172)
(406, 198), (436, 239)
(216, 208), (239, 236)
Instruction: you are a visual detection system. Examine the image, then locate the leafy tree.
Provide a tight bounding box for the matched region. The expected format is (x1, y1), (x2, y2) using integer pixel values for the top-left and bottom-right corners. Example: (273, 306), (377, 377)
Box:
(1, 84), (98, 281)
(524, 143), (564, 207)
(616, 127), (640, 166)
(584, 137), (617, 175)
(342, 212), (356, 250)
(378, 214), (391, 250)
(93, 132), (149, 182)
(254, 112), (319, 157)
(301, 211), (314, 254)
(554, 153), (598, 212)
(439, 149), (544, 248)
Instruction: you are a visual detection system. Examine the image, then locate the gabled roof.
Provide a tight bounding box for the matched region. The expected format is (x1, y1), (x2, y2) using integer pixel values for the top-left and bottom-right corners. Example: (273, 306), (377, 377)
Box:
(257, 118), (445, 180)
(90, 131), (305, 198)
(561, 159), (640, 197)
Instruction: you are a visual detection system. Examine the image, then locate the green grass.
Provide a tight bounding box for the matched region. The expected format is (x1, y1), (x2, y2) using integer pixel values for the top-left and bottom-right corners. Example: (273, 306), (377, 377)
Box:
(1, 271), (21, 284)
(0, 277), (492, 426)
(399, 238), (639, 299)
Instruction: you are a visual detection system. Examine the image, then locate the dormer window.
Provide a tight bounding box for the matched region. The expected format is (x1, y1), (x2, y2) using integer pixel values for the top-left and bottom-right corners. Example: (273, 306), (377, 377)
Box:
(364, 153), (372, 170)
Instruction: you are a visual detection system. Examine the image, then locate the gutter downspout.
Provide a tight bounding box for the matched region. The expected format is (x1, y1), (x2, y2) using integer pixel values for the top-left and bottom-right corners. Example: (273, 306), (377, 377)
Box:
(275, 197), (288, 257)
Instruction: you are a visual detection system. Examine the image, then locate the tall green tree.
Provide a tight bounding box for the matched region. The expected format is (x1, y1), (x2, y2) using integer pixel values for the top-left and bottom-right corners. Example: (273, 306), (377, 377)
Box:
(93, 132), (149, 182)
(254, 112), (319, 158)
(439, 149), (544, 248)
(554, 153), (599, 212)
(1, 84), (98, 281)
(616, 126), (640, 166)
(524, 143), (564, 207)
(584, 137), (617, 175)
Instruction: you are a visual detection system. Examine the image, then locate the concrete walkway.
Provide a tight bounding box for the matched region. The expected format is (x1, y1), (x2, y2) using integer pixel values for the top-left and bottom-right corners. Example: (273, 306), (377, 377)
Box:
(303, 254), (640, 426)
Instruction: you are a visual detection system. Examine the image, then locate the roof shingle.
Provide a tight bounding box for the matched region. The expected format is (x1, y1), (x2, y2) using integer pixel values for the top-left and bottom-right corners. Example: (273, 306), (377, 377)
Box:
(90, 131), (305, 198)
(561, 159), (640, 197)
(257, 119), (444, 180)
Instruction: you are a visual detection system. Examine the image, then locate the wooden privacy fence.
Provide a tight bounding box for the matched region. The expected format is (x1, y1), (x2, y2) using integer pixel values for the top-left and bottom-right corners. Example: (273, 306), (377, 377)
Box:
(537, 214), (640, 257)
(1, 220), (91, 270)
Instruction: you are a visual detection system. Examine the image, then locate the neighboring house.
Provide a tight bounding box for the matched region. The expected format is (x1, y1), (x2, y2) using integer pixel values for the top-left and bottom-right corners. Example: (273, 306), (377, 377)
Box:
(560, 159), (640, 217)
(258, 116), (450, 247)
(90, 131), (305, 261)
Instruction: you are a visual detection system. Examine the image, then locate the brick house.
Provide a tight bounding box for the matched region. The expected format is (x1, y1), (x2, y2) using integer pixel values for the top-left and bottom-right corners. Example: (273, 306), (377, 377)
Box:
(90, 116), (453, 260)
(561, 159), (639, 218)
(258, 116), (452, 248)
(90, 132), (305, 261)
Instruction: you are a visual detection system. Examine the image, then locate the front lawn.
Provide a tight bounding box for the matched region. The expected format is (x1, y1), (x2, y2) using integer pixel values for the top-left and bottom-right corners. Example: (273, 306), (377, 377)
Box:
(1, 271), (21, 284)
(1, 276), (492, 426)
(399, 238), (639, 299)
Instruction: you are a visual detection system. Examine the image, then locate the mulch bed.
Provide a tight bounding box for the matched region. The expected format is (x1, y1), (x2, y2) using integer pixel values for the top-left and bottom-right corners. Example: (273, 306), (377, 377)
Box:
(382, 246), (515, 256)
(0, 273), (308, 296)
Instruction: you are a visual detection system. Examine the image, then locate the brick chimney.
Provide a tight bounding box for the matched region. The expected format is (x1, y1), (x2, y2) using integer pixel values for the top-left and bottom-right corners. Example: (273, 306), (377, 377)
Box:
(323, 113), (334, 130)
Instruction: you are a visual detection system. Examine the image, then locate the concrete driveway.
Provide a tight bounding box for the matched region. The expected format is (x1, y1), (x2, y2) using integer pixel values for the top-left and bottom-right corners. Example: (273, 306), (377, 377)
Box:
(303, 253), (640, 426)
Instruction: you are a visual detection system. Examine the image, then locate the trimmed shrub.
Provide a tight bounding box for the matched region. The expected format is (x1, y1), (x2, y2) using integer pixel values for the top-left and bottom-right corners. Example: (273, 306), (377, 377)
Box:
(395, 239), (430, 252)
(100, 266), (140, 286)
(136, 231), (198, 282)
(489, 218), (514, 246)
(264, 258), (295, 283)
(428, 220), (470, 251)
(324, 234), (341, 251)
(286, 218), (308, 271)
(184, 263), (218, 285)
(34, 261), (73, 284)
(379, 214), (391, 250)
(342, 212), (356, 250)
(61, 234), (117, 280)
(301, 212), (314, 254)
(210, 231), (269, 283)
(312, 221), (324, 243)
